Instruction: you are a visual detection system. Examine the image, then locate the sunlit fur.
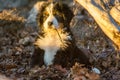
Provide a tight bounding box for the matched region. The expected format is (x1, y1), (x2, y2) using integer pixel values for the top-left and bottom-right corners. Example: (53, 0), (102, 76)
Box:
(35, 28), (70, 51)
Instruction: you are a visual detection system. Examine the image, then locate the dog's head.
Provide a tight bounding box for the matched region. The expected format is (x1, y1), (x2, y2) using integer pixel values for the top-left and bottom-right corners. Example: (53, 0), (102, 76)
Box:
(37, 2), (74, 30)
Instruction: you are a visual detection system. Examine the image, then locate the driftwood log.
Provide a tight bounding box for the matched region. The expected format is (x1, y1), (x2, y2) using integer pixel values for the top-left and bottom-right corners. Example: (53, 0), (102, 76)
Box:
(110, 5), (120, 25)
(75, 0), (120, 50)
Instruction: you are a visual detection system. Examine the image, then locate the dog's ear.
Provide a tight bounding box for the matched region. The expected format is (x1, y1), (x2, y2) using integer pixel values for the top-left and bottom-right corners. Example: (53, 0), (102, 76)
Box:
(55, 2), (74, 24)
(36, 2), (49, 28)
(27, 1), (48, 27)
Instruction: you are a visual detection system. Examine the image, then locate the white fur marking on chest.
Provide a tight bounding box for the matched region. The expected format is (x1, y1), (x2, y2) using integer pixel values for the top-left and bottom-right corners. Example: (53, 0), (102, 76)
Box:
(44, 49), (57, 65)
(35, 29), (70, 66)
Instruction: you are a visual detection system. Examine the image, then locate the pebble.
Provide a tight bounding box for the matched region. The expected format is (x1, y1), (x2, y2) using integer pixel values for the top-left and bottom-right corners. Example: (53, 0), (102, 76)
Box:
(92, 67), (101, 74)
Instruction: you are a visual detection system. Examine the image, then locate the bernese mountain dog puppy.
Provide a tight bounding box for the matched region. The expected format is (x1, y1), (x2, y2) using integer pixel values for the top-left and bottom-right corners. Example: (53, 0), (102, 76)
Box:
(30, 1), (91, 68)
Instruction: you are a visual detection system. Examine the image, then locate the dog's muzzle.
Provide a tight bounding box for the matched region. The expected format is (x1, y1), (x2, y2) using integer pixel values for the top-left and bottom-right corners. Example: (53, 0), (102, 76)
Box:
(44, 14), (59, 29)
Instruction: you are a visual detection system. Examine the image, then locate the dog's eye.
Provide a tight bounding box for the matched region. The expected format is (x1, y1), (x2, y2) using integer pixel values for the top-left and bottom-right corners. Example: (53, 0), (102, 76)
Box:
(43, 12), (49, 17)
(54, 14), (64, 21)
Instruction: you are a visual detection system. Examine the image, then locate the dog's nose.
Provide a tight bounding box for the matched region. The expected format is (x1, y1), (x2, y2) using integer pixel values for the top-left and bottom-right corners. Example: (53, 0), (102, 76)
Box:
(48, 21), (53, 26)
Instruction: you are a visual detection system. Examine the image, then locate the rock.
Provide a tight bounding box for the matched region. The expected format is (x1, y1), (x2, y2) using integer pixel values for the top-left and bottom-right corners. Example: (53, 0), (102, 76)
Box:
(26, 1), (44, 28)
(0, 0), (29, 11)
(18, 36), (35, 46)
(19, 37), (30, 45)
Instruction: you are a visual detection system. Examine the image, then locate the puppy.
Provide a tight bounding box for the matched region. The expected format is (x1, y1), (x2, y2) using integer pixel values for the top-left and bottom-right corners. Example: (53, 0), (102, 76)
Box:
(30, 1), (91, 68)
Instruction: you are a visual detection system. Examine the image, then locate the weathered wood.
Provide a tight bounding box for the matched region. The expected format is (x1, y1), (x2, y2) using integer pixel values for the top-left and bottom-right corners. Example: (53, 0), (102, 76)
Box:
(110, 5), (120, 25)
(75, 0), (120, 49)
